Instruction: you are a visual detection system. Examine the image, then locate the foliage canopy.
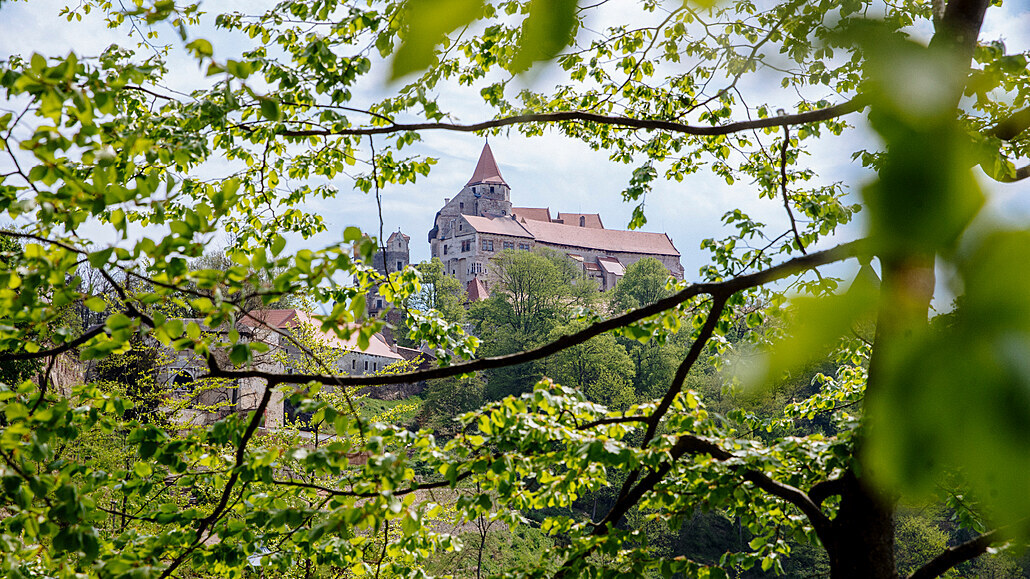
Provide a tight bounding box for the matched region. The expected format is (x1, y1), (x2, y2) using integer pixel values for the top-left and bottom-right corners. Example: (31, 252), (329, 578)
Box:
(1, 0), (1030, 577)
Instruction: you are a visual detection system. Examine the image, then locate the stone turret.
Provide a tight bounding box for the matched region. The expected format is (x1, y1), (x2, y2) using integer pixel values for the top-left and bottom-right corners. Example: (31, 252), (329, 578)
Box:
(372, 230), (410, 275)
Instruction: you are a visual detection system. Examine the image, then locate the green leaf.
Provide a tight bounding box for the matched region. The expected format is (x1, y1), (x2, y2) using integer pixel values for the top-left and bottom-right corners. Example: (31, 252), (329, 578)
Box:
(84, 297), (106, 313)
(186, 38), (213, 58)
(270, 234), (286, 257)
(868, 230), (1030, 528)
(230, 344), (251, 365)
(747, 282), (878, 389)
(133, 462), (152, 478)
(343, 226), (363, 243)
(391, 0), (485, 79)
(510, 0), (578, 73)
(258, 97), (281, 121)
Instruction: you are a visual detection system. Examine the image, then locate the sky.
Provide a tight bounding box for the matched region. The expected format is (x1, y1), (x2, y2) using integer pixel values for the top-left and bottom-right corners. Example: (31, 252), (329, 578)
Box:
(2, 0), (1029, 293)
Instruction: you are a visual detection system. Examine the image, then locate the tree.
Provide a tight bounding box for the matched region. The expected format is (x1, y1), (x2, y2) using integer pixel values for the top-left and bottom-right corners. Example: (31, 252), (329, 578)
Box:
(479, 249), (573, 337)
(610, 257), (673, 312)
(0, 232), (42, 386)
(542, 320), (636, 409)
(2, 0), (1029, 578)
(403, 258), (467, 324)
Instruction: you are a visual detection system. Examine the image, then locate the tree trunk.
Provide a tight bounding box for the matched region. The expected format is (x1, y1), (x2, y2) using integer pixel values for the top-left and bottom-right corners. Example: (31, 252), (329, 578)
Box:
(827, 470), (899, 579)
(825, 256), (936, 579)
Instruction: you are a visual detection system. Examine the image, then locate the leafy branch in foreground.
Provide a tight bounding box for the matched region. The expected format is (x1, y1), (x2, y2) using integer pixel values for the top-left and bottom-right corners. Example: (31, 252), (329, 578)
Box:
(2, 0), (1030, 577)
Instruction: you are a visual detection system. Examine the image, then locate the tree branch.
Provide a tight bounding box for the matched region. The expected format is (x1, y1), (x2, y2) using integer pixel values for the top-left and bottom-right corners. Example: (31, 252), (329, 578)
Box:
(206, 239), (867, 387)
(2, 324), (107, 361)
(907, 528), (1002, 579)
(809, 476), (846, 507)
(988, 107), (1030, 141)
(157, 383), (274, 579)
(270, 98), (867, 139)
(780, 124), (806, 255)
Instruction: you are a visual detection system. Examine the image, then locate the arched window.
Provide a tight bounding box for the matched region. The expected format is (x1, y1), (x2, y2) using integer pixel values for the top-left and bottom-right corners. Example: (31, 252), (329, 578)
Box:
(173, 370), (195, 393)
(580, 216), (586, 227)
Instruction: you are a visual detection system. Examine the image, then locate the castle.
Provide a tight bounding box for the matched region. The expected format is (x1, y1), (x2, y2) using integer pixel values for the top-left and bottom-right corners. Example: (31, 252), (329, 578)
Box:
(427, 143), (684, 295)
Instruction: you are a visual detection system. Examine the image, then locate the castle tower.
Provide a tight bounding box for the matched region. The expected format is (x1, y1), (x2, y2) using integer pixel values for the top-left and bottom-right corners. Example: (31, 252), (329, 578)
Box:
(464, 142), (510, 206)
(428, 143), (515, 283)
(368, 229), (410, 323)
(372, 230), (410, 276)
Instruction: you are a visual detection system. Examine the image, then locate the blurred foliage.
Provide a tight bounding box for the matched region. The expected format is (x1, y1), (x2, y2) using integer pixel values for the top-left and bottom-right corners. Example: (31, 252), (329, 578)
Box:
(2, 0), (1030, 577)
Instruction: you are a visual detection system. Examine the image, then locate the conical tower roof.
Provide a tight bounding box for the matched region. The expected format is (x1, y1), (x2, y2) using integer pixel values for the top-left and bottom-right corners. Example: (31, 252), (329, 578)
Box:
(465, 142), (507, 187)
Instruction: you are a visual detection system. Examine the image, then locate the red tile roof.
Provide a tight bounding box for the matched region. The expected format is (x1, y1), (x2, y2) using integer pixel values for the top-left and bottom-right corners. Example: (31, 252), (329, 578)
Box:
(462, 214), (534, 238)
(466, 143), (507, 186)
(519, 219), (679, 257)
(242, 309), (402, 359)
(467, 277), (490, 301)
(512, 207), (552, 222)
(557, 212), (604, 229)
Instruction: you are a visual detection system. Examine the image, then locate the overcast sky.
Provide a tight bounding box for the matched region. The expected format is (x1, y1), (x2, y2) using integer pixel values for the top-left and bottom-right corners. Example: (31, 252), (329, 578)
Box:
(2, 0), (1029, 288)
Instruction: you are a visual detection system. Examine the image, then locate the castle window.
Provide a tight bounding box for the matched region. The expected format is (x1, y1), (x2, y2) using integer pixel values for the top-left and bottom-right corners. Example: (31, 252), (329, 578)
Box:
(460, 202), (464, 210)
(443, 245), (448, 255)
(397, 261), (403, 270)
(173, 370), (195, 393)
(364, 361), (368, 371)
(352, 359), (356, 370)
(482, 239), (494, 252)
(461, 239), (472, 252)
(376, 299), (383, 309)
(490, 186), (495, 194)
(579, 216), (586, 227)
(518, 243), (530, 251)
(503, 241), (514, 250)
(374, 362), (377, 371)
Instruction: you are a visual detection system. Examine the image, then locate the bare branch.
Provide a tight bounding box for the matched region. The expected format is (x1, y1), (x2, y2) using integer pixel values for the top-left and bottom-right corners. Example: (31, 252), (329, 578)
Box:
(907, 528), (1003, 579)
(269, 98), (868, 139)
(780, 124), (806, 255)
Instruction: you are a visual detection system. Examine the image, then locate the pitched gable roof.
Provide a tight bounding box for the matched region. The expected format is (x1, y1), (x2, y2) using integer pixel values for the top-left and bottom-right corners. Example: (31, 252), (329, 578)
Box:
(512, 207), (551, 223)
(519, 219), (680, 257)
(242, 309), (402, 359)
(557, 212), (604, 229)
(462, 214), (534, 238)
(465, 142), (507, 187)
